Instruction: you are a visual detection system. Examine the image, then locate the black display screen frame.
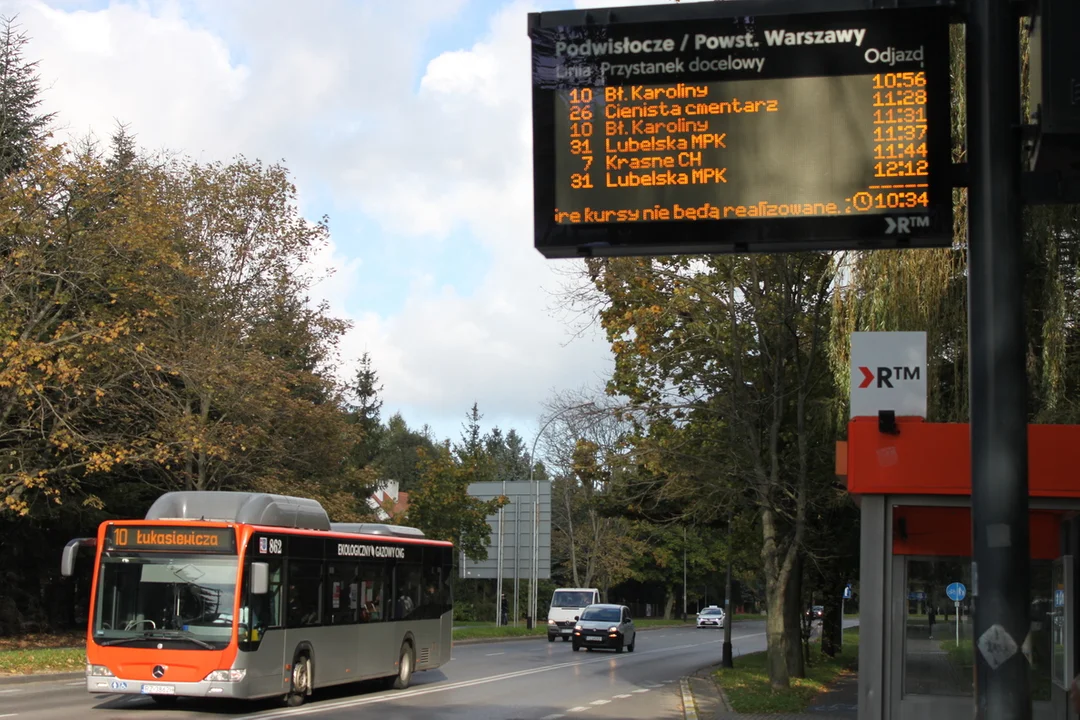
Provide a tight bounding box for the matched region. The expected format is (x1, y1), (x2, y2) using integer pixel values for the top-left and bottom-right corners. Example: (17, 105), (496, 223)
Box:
(529, 2), (954, 258)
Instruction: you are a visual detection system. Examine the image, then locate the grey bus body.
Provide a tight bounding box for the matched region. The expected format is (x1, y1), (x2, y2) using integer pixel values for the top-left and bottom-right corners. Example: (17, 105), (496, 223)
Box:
(68, 491), (453, 704)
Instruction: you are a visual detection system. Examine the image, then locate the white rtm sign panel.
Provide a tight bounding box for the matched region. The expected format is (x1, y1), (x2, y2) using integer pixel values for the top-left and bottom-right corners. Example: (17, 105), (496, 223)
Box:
(850, 331), (927, 419)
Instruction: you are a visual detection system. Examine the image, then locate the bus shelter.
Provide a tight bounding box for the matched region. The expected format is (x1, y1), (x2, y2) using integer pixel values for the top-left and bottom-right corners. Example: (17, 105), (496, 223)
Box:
(841, 415), (1080, 720)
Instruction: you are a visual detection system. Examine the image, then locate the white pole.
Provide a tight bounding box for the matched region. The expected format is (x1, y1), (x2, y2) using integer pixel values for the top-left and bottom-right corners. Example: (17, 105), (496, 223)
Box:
(513, 499), (520, 627)
(955, 600), (960, 646)
(496, 480), (505, 625)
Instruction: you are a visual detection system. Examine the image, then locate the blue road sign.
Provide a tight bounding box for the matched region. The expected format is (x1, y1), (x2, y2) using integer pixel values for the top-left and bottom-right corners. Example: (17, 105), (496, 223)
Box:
(1055, 589), (1065, 607)
(946, 582), (967, 602)
(843, 585), (853, 600)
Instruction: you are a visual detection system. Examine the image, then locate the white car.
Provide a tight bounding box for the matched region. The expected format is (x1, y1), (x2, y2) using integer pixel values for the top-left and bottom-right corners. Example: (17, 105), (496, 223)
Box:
(696, 606), (725, 629)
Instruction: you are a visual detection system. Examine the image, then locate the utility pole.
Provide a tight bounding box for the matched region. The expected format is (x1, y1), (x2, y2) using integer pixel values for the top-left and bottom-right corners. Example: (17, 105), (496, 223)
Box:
(722, 517), (734, 668)
(966, 0), (1031, 717)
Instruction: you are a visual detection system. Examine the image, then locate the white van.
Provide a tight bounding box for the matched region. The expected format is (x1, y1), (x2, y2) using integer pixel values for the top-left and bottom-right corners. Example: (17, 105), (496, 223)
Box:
(547, 587), (601, 641)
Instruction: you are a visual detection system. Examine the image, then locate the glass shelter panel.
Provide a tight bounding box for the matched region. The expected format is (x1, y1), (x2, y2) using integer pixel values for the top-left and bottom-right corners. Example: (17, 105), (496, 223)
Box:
(903, 558), (1052, 700)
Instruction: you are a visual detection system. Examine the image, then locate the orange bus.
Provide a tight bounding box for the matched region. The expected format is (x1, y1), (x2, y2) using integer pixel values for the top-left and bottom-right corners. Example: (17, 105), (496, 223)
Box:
(61, 491), (453, 706)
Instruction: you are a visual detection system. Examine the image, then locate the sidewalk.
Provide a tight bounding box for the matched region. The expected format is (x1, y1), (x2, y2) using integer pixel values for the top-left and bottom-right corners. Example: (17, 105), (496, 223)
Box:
(681, 664), (857, 720)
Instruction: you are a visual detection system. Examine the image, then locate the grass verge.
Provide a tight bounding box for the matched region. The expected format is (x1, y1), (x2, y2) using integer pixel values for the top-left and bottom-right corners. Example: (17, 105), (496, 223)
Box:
(713, 627), (859, 714)
(0, 647), (85, 675)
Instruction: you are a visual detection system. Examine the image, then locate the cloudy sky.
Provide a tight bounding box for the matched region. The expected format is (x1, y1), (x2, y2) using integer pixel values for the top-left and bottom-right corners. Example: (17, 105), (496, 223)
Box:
(0, 0), (707, 445)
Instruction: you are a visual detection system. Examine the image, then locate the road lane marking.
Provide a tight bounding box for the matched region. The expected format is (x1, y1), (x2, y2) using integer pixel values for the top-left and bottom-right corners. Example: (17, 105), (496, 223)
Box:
(239, 634), (749, 719)
(590, 699), (610, 705)
(65, 681), (83, 686)
(0, 689), (22, 694)
(541, 715), (565, 720)
(484, 652), (505, 656)
(568, 708), (588, 713)
(613, 693), (631, 698)
(632, 688), (650, 693)
(0, 713), (18, 718)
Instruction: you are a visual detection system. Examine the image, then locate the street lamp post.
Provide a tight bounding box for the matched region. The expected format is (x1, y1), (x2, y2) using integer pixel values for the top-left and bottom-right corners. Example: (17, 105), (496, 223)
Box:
(527, 403), (594, 626)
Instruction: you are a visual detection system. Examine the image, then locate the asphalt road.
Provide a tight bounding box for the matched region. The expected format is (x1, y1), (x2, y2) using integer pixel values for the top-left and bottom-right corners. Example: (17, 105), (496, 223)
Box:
(0, 620), (850, 720)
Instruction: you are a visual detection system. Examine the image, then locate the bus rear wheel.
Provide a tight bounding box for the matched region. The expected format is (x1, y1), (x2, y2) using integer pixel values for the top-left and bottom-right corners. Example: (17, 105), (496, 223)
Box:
(284, 654), (311, 707)
(391, 641), (414, 690)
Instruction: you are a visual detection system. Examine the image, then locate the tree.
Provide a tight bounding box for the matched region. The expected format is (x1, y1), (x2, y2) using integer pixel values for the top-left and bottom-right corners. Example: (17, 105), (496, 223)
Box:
(347, 351), (384, 466)
(374, 413), (436, 493)
(408, 442), (506, 561)
(567, 253), (837, 688)
(0, 16), (52, 177)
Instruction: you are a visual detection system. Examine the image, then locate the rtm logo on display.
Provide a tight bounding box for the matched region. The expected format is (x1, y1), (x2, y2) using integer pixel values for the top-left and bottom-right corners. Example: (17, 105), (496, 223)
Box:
(857, 365), (920, 388)
(885, 215), (931, 234)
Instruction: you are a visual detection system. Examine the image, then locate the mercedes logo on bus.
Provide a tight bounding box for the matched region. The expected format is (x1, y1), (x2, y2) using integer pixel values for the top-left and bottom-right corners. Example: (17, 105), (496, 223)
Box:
(152, 665), (167, 679)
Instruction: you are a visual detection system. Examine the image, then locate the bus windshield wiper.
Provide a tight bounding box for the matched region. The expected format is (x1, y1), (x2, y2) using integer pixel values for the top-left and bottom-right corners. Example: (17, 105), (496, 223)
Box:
(101, 630), (216, 649)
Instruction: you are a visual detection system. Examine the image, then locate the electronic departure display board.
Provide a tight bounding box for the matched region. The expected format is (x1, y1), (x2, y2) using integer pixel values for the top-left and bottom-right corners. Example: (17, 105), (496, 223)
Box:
(105, 525), (237, 553)
(529, 4), (952, 258)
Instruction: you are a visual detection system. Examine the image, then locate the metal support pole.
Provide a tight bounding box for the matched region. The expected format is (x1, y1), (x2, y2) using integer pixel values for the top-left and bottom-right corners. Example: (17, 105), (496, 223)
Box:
(723, 514), (733, 667)
(683, 526), (688, 620)
(513, 499), (520, 627)
(496, 480), (505, 625)
(966, 1), (1030, 717)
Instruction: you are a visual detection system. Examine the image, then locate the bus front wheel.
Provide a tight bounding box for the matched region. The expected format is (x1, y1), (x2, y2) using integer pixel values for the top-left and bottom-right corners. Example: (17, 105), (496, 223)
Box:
(284, 654), (311, 707)
(391, 641), (414, 690)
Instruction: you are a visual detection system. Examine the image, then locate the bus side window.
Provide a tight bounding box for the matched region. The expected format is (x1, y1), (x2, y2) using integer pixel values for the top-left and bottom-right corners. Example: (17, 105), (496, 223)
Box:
(325, 562), (356, 625)
(287, 560), (322, 628)
(357, 562), (386, 624)
(394, 562), (423, 620)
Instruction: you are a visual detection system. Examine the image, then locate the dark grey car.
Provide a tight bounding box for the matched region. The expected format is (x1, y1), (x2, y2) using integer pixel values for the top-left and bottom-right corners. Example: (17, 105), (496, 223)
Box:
(571, 604), (637, 653)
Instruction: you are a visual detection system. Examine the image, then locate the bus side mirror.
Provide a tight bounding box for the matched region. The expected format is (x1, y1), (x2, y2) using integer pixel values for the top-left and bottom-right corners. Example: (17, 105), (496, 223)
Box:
(61, 538), (96, 577)
(251, 562), (270, 595)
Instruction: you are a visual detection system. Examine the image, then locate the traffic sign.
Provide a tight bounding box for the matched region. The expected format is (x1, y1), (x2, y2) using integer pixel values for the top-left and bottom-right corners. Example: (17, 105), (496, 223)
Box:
(843, 585), (852, 600)
(946, 582), (967, 602)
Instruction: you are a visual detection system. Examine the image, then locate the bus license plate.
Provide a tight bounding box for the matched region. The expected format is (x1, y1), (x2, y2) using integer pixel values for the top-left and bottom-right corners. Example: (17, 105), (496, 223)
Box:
(141, 684), (175, 695)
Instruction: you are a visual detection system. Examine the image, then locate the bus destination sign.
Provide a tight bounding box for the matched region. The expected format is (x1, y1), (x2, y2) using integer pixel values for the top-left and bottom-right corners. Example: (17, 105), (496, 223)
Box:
(529, 4), (952, 257)
(106, 525), (237, 553)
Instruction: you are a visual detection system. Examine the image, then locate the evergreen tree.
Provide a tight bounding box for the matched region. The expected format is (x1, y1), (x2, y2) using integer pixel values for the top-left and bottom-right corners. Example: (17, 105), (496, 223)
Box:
(348, 352), (384, 466)
(0, 16), (53, 176)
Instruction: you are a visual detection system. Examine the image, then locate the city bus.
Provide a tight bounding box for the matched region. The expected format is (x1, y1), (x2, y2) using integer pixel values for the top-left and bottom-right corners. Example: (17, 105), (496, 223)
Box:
(60, 491), (453, 706)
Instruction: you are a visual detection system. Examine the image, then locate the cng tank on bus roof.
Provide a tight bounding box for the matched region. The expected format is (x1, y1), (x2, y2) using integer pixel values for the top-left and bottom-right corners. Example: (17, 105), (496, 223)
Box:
(330, 522), (426, 539)
(145, 491), (332, 531)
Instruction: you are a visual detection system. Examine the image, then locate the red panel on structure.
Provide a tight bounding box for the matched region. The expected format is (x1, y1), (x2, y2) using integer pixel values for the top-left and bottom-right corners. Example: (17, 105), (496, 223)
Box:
(892, 506), (1062, 559)
(847, 417), (1080, 497)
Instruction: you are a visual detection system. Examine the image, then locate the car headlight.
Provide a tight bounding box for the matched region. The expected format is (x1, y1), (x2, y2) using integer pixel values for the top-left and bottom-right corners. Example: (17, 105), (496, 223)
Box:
(608, 626), (619, 633)
(87, 664), (113, 677)
(548, 619), (555, 625)
(203, 669), (247, 683)
(574, 625), (582, 631)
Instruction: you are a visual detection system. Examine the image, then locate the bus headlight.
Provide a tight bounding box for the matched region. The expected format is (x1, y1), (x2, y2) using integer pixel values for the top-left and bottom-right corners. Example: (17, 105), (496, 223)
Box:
(203, 669), (246, 683)
(87, 664), (113, 677)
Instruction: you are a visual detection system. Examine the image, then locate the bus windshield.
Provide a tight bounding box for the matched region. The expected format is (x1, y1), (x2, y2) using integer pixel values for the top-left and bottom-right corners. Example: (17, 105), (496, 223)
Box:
(92, 553), (238, 650)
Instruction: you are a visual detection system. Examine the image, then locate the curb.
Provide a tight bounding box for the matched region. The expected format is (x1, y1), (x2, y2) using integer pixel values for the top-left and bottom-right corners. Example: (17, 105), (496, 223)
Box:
(681, 677), (700, 720)
(0, 671), (83, 686)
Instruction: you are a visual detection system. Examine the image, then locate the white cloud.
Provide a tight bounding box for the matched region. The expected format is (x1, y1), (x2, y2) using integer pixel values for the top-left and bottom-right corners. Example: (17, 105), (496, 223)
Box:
(4, 0), (619, 442)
